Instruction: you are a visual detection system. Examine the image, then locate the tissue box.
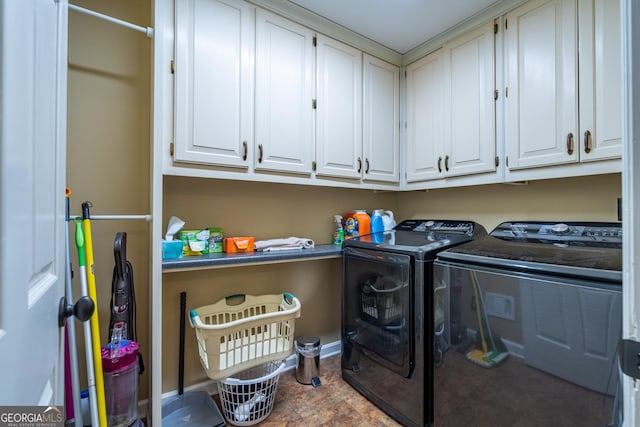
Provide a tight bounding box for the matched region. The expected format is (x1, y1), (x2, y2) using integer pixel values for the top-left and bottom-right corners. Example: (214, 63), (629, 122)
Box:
(162, 240), (183, 260)
(180, 229), (210, 256)
(223, 237), (254, 253)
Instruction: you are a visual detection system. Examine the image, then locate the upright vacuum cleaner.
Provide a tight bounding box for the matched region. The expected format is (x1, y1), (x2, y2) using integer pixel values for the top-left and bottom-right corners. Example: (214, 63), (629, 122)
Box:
(108, 232), (140, 350)
(102, 232), (144, 427)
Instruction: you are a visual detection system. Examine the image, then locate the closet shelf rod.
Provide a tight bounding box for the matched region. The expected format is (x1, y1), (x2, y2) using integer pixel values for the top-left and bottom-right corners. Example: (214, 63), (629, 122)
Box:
(68, 4), (154, 38)
(71, 214), (153, 222)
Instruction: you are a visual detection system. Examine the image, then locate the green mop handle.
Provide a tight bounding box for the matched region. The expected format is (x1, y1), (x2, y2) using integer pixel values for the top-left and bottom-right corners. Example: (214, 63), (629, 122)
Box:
(74, 219), (99, 427)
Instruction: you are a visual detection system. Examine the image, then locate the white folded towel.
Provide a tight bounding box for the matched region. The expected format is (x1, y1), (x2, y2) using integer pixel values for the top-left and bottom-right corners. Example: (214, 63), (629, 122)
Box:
(254, 237), (315, 252)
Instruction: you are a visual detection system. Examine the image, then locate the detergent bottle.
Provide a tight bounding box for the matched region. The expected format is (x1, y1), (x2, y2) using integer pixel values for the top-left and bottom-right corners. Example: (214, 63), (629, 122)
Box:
(344, 210), (370, 238)
(371, 210), (384, 234)
(354, 210), (371, 235)
(382, 210), (397, 231)
(371, 210), (385, 244)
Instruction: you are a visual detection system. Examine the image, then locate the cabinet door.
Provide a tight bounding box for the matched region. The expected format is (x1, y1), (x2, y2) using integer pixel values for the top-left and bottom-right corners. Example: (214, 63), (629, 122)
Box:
(578, 0), (622, 161)
(363, 55), (400, 183)
(443, 21), (496, 177)
(405, 50), (446, 183)
(255, 9), (314, 174)
(174, 0), (254, 167)
(315, 35), (362, 179)
(505, 0), (578, 170)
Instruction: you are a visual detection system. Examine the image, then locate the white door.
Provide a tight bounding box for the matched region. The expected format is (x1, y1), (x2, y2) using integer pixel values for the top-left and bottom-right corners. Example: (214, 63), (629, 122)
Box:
(622, 0), (640, 424)
(255, 9), (314, 174)
(174, 0), (254, 168)
(0, 0), (67, 407)
(504, 0), (578, 170)
(315, 35), (362, 179)
(405, 49), (446, 183)
(363, 54), (400, 183)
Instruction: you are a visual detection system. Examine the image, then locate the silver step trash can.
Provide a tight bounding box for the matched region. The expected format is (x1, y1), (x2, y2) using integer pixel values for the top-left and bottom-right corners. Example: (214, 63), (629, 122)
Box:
(295, 336), (321, 386)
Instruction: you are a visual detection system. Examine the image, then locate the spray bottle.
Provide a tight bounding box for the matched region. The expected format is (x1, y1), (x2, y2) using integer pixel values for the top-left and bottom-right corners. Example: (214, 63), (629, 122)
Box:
(333, 215), (344, 245)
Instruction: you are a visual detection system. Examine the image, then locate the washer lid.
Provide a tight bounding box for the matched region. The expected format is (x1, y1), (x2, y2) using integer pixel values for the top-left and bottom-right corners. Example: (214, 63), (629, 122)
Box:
(490, 221), (622, 248)
(437, 221), (622, 283)
(343, 219), (487, 259)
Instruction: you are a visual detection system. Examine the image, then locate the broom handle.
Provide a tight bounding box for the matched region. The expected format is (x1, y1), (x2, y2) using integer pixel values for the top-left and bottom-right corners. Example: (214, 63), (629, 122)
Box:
(470, 271), (488, 353)
(83, 203), (108, 427)
(75, 220), (100, 427)
(472, 271), (498, 353)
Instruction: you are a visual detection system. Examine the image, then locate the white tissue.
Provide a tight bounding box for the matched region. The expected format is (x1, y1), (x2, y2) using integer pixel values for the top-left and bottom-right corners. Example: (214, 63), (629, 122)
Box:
(165, 216), (185, 241)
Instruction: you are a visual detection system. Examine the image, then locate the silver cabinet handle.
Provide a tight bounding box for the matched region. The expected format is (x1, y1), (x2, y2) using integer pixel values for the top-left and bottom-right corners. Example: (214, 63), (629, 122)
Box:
(566, 132), (574, 155)
(584, 130), (592, 154)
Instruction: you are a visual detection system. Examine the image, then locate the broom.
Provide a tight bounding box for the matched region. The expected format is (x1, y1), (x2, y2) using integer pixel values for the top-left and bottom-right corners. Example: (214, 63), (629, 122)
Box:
(466, 271), (494, 368)
(473, 271), (509, 366)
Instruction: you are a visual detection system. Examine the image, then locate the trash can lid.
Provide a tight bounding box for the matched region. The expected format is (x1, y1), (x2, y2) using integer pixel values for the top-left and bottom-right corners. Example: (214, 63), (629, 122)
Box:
(296, 336), (320, 349)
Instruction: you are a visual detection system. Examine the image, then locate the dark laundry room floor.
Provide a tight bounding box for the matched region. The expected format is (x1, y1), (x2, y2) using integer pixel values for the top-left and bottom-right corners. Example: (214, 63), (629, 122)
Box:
(215, 352), (616, 427)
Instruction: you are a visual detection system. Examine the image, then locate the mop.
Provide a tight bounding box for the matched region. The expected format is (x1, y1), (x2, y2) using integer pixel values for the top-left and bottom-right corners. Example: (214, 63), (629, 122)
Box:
(74, 219), (100, 427)
(82, 202), (108, 427)
(64, 189), (83, 427)
(474, 271), (509, 366)
(466, 270), (493, 368)
(465, 271), (508, 368)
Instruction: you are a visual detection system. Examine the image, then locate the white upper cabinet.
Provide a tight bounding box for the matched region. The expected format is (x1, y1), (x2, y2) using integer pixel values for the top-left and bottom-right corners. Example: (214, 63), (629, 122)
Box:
(405, 49), (446, 183)
(504, 0), (620, 171)
(255, 9), (315, 174)
(315, 35), (363, 179)
(443, 21), (497, 178)
(315, 41), (399, 183)
(505, 0), (578, 170)
(578, 0), (622, 162)
(174, 0), (254, 168)
(363, 54), (400, 183)
(406, 21), (496, 183)
(169, 0), (619, 189)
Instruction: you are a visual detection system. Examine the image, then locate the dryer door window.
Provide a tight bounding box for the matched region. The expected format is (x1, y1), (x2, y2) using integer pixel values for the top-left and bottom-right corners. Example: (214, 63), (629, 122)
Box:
(343, 247), (413, 377)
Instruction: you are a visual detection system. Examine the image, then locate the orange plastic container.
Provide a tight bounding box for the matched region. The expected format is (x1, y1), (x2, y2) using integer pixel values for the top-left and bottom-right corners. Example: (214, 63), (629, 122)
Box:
(343, 210), (370, 238)
(223, 237), (255, 253)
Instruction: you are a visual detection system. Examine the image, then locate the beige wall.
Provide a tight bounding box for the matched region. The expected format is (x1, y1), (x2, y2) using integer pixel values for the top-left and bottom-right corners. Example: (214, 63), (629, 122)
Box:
(396, 173), (621, 232)
(66, 0), (622, 401)
(67, 0), (152, 399)
(162, 176), (398, 244)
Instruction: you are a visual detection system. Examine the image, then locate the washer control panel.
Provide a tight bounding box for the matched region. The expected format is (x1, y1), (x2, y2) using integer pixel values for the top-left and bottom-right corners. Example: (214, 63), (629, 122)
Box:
(491, 221), (622, 246)
(395, 219), (478, 235)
